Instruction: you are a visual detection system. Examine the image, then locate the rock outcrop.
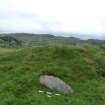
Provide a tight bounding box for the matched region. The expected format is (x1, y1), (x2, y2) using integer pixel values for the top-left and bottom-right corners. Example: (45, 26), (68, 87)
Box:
(40, 75), (73, 95)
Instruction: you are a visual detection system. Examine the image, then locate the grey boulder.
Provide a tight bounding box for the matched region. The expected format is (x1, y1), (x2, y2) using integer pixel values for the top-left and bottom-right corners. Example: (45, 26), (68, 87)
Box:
(40, 75), (73, 95)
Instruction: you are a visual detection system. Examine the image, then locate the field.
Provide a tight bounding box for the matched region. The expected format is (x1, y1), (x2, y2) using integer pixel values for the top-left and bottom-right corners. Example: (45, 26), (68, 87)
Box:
(0, 48), (17, 54)
(0, 44), (105, 105)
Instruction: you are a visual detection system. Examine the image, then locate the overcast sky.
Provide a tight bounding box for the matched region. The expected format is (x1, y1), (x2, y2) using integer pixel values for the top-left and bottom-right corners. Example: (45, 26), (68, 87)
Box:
(0, 0), (105, 39)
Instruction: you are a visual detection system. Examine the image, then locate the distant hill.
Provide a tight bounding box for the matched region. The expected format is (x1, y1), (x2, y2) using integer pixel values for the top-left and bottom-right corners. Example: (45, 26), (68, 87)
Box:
(0, 35), (22, 47)
(0, 33), (105, 47)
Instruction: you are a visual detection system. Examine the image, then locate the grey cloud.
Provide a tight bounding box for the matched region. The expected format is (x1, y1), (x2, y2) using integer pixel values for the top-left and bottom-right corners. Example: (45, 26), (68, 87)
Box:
(0, 0), (105, 39)
(0, 11), (63, 34)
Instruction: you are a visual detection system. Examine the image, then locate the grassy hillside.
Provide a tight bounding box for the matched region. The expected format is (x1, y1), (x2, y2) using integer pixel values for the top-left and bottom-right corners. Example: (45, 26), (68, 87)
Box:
(0, 48), (17, 54)
(0, 44), (105, 105)
(0, 33), (105, 47)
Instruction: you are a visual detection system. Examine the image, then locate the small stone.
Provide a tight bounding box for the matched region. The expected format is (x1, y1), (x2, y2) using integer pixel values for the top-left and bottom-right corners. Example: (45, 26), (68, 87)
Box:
(46, 92), (52, 95)
(47, 95), (52, 97)
(38, 90), (44, 93)
(55, 93), (61, 96)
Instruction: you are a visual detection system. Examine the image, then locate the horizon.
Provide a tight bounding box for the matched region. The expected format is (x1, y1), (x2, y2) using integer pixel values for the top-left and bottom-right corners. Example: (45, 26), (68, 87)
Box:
(0, 32), (105, 40)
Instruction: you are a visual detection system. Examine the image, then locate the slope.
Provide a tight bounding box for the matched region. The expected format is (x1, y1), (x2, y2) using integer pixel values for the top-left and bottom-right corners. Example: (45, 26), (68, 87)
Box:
(0, 44), (105, 105)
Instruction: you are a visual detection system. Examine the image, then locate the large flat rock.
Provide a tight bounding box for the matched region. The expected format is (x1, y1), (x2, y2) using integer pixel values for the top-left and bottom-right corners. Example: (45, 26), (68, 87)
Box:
(40, 75), (73, 95)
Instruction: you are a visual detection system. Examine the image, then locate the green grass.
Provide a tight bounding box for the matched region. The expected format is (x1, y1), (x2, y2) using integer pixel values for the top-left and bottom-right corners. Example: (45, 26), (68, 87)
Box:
(0, 47), (17, 54)
(0, 44), (105, 105)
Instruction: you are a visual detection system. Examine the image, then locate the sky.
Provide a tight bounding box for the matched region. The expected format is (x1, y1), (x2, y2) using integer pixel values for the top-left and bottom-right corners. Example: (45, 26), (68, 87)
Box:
(0, 0), (105, 39)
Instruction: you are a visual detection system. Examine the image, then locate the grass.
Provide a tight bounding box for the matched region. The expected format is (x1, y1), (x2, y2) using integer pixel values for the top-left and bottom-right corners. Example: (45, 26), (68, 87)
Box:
(0, 47), (17, 54)
(0, 44), (105, 105)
